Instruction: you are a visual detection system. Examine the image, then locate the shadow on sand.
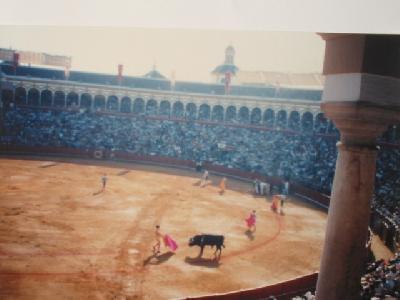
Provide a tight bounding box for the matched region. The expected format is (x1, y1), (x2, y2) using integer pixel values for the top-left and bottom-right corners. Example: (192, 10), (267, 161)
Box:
(117, 169), (130, 176)
(143, 251), (175, 266)
(38, 162), (58, 168)
(192, 180), (202, 186)
(184, 256), (221, 268)
(92, 189), (103, 196)
(245, 229), (255, 241)
(192, 180), (211, 187)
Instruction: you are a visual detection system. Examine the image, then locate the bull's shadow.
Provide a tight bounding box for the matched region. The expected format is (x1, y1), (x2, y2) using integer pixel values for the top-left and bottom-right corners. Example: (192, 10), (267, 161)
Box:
(184, 256), (221, 268)
(143, 251), (175, 266)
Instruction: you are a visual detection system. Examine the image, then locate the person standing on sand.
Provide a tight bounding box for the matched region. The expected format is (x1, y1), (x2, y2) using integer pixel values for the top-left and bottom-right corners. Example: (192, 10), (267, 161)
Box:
(101, 174), (108, 192)
(245, 210), (257, 232)
(280, 196), (286, 215)
(201, 170), (209, 187)
(153, 225), (163, 255)
(219, 177), (227, 195)
(152, 225), (178, 255)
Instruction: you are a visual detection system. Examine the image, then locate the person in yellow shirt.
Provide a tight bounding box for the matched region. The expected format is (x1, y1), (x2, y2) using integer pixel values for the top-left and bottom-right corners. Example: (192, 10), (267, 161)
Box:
(152, 225), (163, 255)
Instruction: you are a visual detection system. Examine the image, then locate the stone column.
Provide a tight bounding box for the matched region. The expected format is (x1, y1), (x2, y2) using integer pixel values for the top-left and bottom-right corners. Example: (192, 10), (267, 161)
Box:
(316, 103), (398, 299)
(315, 34), (400, 299)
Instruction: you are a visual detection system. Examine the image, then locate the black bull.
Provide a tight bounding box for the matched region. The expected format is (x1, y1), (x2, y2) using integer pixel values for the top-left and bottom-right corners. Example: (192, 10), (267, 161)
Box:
(188, 234), (225, 257)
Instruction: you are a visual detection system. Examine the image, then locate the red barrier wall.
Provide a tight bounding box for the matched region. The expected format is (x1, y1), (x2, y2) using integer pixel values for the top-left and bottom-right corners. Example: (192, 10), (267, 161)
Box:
(113, 150), (196, 169)
(0, 144), (93, 158)
(181, 272), (318, 300)
(202, 163), (330, 209)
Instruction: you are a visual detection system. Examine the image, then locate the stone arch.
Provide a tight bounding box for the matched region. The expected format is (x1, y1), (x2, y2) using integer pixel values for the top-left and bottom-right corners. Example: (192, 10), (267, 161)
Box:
(133, 98), (145, 114)
(198, 104), (211, 120)
(107, 95), (119, 112)
(15, 87), (27, 105)
(172, 101), (184, 118)
(54, 91), (65, 107)
(186, 103), (197, 120)
(1, 89), (14, 109)
(27, 88), (40, 106)
(225, 106), (237, 122)
(66, 92), (79, 107)
(159, 100), (171, 116)
(276, 110), (287, 129)
(238, 106), (250, 123)
(263, 109), (275, 127)
(120, 97), (132, 113)
(315, 113), (328, 133)
(250, 108), (262, 125)
(94, 95), (106, 111)
(80, 93), (92, 109)
(146, 99), (157, 115)
(301, 111), (314, 132)
(40, 90), (52, 107)
(288, 111), (301, 131)
(211, 105), (224, 122)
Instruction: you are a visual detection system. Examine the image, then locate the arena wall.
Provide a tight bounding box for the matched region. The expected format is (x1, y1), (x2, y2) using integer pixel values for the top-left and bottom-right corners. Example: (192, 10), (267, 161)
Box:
(180, 272), (318, 300)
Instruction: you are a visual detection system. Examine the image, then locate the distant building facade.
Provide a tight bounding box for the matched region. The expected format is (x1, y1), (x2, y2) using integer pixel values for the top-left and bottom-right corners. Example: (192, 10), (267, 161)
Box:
(212, 45), (324, 89)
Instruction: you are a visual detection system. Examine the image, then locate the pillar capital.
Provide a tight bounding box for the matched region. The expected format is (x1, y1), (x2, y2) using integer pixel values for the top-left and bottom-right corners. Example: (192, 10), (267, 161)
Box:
(321, 101), (400, 146)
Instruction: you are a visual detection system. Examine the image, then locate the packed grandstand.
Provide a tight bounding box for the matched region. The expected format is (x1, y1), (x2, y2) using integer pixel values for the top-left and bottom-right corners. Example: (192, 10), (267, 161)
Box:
(1, 60), (400, 298)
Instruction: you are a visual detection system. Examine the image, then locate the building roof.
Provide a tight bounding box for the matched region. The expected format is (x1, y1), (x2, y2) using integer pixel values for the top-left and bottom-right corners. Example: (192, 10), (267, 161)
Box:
(144, 68), (166, 79)
(235, 71), (324, 88)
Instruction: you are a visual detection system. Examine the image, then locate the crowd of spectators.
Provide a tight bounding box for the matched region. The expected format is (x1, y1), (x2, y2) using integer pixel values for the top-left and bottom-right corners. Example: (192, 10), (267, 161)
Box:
(360, 252), (400, 299)
(3, 106), (338, 193)
(288, 249), (400, 299)
(370, 147), (400, 253)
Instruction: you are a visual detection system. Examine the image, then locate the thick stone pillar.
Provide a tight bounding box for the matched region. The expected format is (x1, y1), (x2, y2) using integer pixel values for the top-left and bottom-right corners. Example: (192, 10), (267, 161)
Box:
(315, 34), (400, 299)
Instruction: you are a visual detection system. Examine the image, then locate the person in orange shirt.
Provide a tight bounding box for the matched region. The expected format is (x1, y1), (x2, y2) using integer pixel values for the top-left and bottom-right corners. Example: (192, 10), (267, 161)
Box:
(271, 195), (280, 212)
(219, 177), (227, 195)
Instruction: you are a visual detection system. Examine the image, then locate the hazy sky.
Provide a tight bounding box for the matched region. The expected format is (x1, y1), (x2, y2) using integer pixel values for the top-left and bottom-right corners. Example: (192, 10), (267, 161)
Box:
(0, 26), (325, 82)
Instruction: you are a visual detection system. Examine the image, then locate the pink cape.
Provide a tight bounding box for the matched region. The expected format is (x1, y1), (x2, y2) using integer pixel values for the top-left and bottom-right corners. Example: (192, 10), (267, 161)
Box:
(163, 234), (178, 251)
(245, 214), (256, 227)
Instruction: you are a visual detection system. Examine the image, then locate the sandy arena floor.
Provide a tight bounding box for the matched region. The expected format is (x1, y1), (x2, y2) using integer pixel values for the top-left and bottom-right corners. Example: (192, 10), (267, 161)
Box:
(0, 158), (327, 299)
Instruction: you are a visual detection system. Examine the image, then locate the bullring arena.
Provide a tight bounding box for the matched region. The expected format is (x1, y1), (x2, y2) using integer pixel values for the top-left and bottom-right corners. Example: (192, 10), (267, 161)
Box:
(0, 157), (327, 299)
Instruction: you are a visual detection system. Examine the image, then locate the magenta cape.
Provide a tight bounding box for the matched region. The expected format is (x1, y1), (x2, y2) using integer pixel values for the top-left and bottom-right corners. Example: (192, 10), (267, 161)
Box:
(163, 234), (178, 251)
